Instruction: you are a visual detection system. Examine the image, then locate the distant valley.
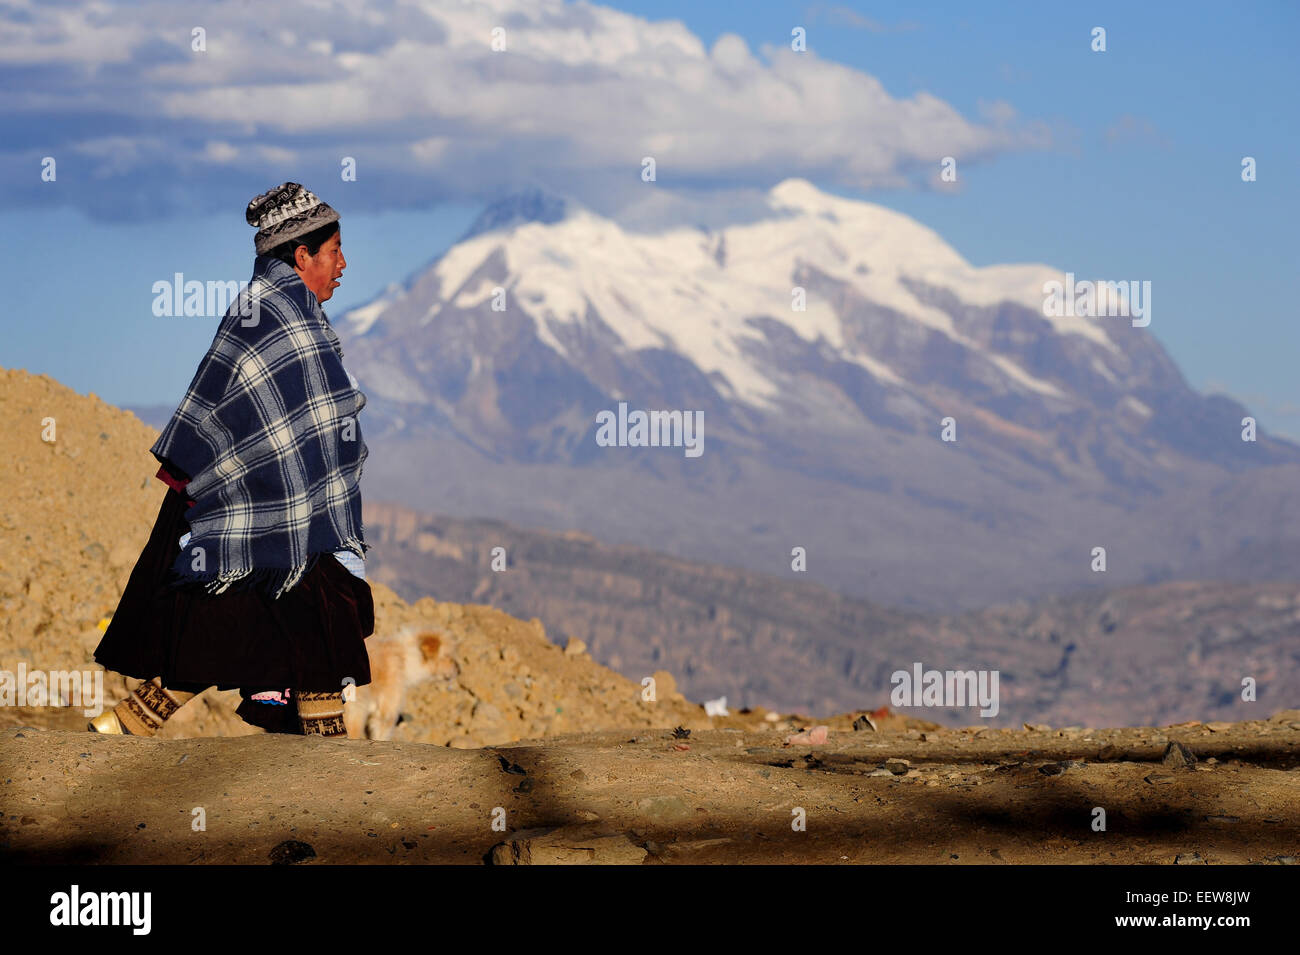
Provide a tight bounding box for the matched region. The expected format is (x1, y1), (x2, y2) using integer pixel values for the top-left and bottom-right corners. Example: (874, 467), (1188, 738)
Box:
(361, 497), (1300, 727)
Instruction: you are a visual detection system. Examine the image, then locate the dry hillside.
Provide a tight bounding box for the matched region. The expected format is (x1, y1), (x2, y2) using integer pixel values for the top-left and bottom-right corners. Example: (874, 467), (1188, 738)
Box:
(0, 367), (807, 741)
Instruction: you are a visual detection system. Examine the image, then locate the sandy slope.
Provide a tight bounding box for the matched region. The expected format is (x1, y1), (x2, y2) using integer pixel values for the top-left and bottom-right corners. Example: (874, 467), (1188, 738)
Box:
(0, 367), (739, 744)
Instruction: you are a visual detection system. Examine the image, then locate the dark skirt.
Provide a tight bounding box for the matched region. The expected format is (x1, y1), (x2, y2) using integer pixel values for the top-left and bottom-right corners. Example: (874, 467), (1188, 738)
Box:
(94, 486), (375, 733)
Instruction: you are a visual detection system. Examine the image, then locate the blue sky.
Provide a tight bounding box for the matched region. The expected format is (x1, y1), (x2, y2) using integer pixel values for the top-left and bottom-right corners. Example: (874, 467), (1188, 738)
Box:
(3, 0), (1298, 434)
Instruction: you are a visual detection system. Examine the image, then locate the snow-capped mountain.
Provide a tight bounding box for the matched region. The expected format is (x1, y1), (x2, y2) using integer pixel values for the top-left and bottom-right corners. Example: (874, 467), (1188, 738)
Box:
(339, 180), (1300, 610)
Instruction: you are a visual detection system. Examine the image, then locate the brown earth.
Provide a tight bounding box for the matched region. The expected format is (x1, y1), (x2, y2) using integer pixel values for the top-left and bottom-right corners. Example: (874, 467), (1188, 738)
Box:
(0, 367), (767, 743)
(3, 715), (1298, 864)
(1, 367), (1297, 864)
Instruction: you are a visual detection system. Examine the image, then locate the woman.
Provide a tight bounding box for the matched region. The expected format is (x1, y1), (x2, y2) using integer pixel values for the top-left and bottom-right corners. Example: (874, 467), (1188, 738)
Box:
(91, 182), (374, 738)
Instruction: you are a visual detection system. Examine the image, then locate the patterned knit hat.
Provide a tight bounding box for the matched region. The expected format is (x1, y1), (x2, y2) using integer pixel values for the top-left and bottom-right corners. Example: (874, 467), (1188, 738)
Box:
(246, 182), (339, 255)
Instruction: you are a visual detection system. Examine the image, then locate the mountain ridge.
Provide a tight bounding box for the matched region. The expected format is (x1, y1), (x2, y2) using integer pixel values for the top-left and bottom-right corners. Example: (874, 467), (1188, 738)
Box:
(360, 495), (1300, 726)
(332, 180), (1300, 609)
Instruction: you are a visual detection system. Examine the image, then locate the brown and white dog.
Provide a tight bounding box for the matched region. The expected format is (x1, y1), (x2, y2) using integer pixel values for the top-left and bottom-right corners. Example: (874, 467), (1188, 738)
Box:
(343, 624), (460, 740)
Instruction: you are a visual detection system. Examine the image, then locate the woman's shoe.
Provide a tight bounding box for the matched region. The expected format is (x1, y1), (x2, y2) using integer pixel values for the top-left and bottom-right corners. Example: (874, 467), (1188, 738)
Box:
(87, 710), (130, 735)
(250, 687), (291, 705)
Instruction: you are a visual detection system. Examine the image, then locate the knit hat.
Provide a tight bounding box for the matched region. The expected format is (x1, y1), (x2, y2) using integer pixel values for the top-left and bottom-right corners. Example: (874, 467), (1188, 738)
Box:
(246, 182), (339, 255)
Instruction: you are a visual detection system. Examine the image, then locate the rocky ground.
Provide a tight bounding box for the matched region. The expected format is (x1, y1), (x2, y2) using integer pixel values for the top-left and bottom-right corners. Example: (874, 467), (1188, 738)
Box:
(3, 713), (1298, 864)
(2, 367), (1297, 864)
(0, 367), (745, 744)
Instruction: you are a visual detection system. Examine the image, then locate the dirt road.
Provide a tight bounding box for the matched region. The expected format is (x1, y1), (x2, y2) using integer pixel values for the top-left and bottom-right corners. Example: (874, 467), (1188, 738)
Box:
(3, 714), (1297, 864)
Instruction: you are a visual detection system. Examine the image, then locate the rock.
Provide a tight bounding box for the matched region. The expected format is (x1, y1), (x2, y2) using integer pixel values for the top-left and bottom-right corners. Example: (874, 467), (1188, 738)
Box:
(269, 840), (316, 865)
(884, 758), (910, 775)
(868, 768), (893, 777)
(1174, 852), (1206, 865)
(1144, 773), (1176, 785)
(563, 637), (587, 656)
(786, 725), (829, 745)
(1204, 722), (1233, 733)
(655, 837), (732, 859)
(1162, 741), (1198, 769)
(490, 828), (646, 865)
(633, 795), (689, 821)
(496, 755), (527, 775)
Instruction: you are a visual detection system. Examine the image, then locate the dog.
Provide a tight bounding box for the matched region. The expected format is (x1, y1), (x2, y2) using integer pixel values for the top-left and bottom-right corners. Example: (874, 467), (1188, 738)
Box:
(343, 624), (460, 740)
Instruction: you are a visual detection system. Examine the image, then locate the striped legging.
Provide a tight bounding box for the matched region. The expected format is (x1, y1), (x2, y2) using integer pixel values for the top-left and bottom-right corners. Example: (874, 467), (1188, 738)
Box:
(115, 677), (347, 737)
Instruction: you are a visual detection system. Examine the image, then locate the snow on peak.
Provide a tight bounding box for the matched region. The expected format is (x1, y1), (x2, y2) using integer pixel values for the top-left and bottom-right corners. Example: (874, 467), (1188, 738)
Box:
(343, 180), (1116, 408)
(765, 178), (1115, 352)
(457, 185), (573, 243)
(341, 283), (403, 335)
(768, 177), (840, 213)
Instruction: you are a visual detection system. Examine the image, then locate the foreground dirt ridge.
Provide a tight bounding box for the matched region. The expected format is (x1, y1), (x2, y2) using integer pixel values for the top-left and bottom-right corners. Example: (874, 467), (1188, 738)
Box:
(3, 713), (1297, 864)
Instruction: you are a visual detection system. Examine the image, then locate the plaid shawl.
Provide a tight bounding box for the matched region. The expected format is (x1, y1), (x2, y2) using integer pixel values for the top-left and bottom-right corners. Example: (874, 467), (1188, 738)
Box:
(150, 254), (368, 599)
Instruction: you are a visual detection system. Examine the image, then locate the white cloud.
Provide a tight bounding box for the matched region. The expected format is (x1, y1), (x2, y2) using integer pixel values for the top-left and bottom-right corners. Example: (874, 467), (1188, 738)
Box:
(0, 0), (1052, 219)
(200, 141), (240, 163)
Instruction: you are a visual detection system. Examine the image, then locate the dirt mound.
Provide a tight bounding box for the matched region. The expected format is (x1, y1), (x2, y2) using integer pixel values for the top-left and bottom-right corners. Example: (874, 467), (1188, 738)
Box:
(0, 368), (162, 676)
(2, 367), (875, 742)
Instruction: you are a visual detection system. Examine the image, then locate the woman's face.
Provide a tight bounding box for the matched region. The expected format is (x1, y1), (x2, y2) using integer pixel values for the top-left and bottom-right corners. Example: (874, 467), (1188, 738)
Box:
(294, 230), (346, 303)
